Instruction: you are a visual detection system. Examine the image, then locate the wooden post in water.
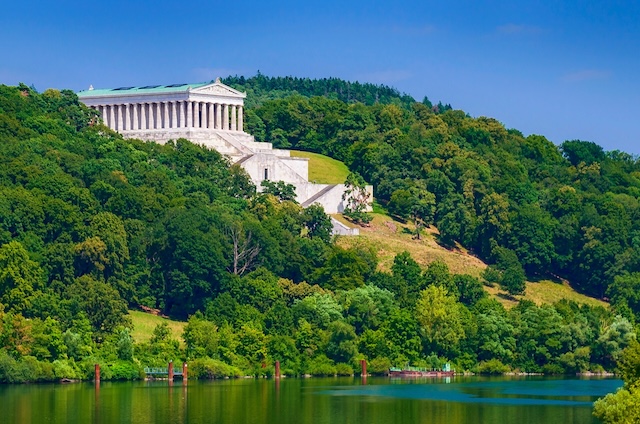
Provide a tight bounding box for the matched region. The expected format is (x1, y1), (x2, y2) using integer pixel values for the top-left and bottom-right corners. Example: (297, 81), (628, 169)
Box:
(168, 360), (174, 381)
(361, 359), (367, 377)
(275, 361), (281, 379)
(182, 362), (188, 383)
(94, 363), (101, 383)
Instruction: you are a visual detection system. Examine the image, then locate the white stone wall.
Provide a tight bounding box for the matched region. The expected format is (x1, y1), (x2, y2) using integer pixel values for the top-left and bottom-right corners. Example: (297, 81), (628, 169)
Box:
(296, 183), (373, 214)
(331, 217), (360, 236)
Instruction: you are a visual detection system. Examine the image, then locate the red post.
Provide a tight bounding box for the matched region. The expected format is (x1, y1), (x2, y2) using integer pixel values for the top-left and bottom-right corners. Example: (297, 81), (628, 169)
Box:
(94, 363), (101, 383)
(361, 359), (367, 377)
(168, 361), (174, 381)
(182, 362), (188, 382)
(275, 361), (281, 379)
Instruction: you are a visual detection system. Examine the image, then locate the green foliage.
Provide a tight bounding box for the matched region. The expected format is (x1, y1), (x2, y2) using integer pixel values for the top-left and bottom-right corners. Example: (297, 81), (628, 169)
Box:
(64, 275), (130, 335)
(342, 173), (372, 225)
(0, 241), (42, 313)
(326, 321), (358, 363)
(301, 204), (332, 242)
(306, 354), (337, 376)
(617, 340), (640, 384)
(0, 80), (638, 383)
(260, 180), (297, 202)
(476, 359), (511, 375)
(416, 285), (465, 356)
(593, 337), (640, 423)
(189, 357), (243, 379)
(593, 383), (640, 424)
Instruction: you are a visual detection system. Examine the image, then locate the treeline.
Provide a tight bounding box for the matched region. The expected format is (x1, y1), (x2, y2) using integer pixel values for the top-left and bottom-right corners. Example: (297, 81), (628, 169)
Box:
(236, 78), (640, 321)
(222, 74), (448, 111)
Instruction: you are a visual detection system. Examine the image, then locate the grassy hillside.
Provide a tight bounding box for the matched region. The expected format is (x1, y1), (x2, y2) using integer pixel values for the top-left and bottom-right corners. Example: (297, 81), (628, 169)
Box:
(335, 213), (608, 309)
(128, 310), (187, 345)
(290, 150), (350, 184)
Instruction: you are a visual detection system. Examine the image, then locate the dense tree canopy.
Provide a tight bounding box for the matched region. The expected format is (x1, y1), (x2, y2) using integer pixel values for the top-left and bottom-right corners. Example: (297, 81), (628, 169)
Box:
(0, 79), (637, 383)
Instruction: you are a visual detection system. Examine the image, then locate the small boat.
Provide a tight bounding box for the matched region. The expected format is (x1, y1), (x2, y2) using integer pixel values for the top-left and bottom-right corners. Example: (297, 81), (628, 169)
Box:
(388, 363), (454, 378)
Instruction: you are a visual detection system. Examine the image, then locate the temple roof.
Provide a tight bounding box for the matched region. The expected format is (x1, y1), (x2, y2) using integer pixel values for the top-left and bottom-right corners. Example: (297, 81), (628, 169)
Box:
(77, 82), (210, 97)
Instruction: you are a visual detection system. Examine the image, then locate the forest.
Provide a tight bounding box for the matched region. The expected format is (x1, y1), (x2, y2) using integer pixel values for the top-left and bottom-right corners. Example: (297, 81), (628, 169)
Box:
(0, 79), (637, 383)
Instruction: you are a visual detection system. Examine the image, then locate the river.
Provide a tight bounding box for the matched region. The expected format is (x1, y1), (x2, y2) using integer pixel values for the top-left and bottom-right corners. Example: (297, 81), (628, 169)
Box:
(1, 376), (621, 424)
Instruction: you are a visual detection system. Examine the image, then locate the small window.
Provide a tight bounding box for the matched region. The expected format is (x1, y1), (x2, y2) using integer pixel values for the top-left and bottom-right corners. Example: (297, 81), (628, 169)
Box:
(264, 168), (269, 180)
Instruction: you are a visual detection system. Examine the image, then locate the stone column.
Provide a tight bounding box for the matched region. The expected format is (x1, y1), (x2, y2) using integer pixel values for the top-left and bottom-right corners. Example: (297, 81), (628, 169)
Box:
(132, 104), (139, 130)
(238, 106), (243, 132)
(222, 104), (229, 130)
(215, 103), (222, 129)
(125, 104), (131, 130)
(231, 105), (237, 131)
(163, 102), (169, 128)
(208, 103), (214, 129)
(171, 101), (177, 128)
(140, 103), (146, 129)
(114, 105), (121, 131)
(186, 101), (193, 127)
(194, 102), (200, 128)
(109, 105), (115, 130)
(149, 103), (157, 130)
(201, 102), (206, 128)
(179, 101), (185, 127)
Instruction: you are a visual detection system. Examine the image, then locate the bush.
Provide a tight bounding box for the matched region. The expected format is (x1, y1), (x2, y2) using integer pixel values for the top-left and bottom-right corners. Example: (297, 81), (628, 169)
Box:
(367, 357), (392, 375)
(53, 359), (81, 379)
(306, 355), (336, 376)
(542, 363), (566, 375)
(593, 383), (640, 424)
(190, 357), (243, 379)
(335, 363), (354, 376)
(476, 359), (511, 375)
(0, 354), (57, 383)
(109, 361), (143, 380)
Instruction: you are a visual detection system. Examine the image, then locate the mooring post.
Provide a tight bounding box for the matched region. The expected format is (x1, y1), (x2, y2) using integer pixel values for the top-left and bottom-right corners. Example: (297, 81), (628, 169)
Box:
(168, 360), (174, 381)
(361, 359), (367, 377)
(182, 362), (188, 383)
(94, 363), (101, 383)
(275, 360), (281, 379)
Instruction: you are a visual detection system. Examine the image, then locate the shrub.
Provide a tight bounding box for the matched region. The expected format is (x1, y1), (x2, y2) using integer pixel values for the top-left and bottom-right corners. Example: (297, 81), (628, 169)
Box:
(368, 357), (392, 375)
(476, 359), (511, 375)
(109, 361), (143, 380)
(335, 363), (354, 376)
(53, 359), (80, 379)
(306, 355), (336, 376)
(190, 357), (243, 379)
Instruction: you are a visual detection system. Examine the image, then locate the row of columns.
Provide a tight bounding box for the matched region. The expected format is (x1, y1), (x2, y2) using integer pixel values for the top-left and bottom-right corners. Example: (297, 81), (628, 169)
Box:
(93, 101), (243, 132)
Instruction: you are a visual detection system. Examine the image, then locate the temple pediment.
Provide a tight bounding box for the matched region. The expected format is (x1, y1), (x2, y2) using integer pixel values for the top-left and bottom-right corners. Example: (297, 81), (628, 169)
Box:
(191, 81), (246, 98)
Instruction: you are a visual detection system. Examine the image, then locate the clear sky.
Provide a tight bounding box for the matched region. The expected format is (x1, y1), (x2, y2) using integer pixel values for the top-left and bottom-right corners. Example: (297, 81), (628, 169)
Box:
(1, 0), (638, 153)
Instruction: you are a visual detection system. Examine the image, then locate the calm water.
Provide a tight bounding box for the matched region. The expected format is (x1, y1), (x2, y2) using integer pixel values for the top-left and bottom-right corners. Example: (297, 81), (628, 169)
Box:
(0, 376), (621, 424)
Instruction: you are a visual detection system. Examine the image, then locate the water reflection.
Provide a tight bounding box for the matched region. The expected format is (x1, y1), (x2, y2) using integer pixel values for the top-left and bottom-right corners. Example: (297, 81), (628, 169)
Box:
(1, 376), (621, 424)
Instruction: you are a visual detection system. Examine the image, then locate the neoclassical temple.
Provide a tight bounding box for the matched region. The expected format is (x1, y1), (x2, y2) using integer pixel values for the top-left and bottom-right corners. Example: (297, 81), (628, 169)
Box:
(77, 79), (371, 230)
(80, 80), (245, 133)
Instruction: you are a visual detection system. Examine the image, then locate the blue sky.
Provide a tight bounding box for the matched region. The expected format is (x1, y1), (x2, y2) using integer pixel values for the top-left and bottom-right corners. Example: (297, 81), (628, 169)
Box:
(1, 0), (639, 153)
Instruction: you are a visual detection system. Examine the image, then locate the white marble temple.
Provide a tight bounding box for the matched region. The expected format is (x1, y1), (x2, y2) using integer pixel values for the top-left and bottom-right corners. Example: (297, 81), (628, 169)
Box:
(77, 79), (372, 220)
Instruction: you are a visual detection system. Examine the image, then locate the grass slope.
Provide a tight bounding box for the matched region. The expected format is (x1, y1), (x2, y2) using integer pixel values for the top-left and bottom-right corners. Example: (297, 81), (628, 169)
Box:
(336, 213), (607, 309)
(128, 310), (187, 345)
(290, 150), (350, 184)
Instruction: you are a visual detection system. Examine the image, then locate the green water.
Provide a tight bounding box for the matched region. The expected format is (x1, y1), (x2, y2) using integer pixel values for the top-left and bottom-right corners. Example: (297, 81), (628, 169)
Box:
(0, 376), (621, 424)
